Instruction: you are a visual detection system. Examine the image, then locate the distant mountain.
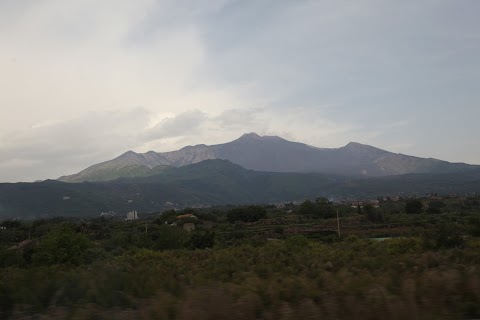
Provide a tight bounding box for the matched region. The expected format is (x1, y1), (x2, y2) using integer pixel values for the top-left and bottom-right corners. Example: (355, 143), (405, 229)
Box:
(58, 133), (478, 182)
(335, 169), (480, 197)
(3, 159), (480, 219)
(1, 160), (335, 218)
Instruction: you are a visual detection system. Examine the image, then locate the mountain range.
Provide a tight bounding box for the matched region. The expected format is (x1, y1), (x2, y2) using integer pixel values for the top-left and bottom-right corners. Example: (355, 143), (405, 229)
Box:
(1, 134), (478, 218)
(58, 133), (478, 183)
(2, 159), (480, 219)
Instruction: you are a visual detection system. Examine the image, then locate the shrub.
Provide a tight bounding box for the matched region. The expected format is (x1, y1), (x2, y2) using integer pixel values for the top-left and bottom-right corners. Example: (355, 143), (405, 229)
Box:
(405, 200), (423, 214)
(227, 206), (267, 223)
(387, 237), (421, 255)
(424, 223), (465, 249)
(32, 224), (92, 265)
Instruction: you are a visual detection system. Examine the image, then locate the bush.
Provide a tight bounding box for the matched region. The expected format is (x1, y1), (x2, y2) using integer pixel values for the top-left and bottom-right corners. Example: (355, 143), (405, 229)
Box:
(0, 280), (13, 319)
(189, 231), (215, 249)
(427, 201), (446, 214)
(387, 237), (421, 255)
(32, 224), (92, 265)
(364, 205), (384, 222)
(227, 206), (266, 223)
(424, 223), (465, 249)
(285, 235), (309, 250)
(150, 225), (189, 250)
(405, 200), (423, 214)
(298, 200), (335, 219)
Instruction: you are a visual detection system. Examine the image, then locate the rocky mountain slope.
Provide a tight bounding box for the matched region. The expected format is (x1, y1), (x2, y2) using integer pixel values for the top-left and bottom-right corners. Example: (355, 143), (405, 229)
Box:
(58, 133), (478, 182)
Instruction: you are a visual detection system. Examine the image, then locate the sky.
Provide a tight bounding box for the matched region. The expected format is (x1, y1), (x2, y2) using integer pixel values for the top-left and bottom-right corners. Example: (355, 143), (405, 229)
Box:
(0, 0), (479, 182)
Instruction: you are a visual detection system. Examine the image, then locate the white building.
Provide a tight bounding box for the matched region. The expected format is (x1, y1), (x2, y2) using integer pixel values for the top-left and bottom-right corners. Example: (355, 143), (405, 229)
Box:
(126, 210), (138, 220)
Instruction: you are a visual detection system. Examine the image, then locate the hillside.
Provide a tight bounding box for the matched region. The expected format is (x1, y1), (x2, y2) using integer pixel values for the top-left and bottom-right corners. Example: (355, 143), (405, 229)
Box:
(2, 160), (480, 219)
(58, 133), (478, 182)
(1, 160), (335, 218)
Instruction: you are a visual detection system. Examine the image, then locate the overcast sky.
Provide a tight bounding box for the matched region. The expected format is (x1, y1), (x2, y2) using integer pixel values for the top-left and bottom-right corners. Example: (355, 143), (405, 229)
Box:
(1, 0), (479, 182)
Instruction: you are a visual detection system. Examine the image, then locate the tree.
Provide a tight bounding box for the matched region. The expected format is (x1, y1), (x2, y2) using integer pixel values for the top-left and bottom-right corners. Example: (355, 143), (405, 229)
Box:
(156, 209), (178, 224)
(150, 225), (189, 250)
(227, 206), (266, 223)
(189, 231), (215, 249)
(426, 200), (446, 214)
(363, 204), (383, 222)
(299, 200), (335, 219)
(363, 204), (374, 215)
(32, 224), (92, 265)
(405, 200), (423, 214)
(298, 200), (317, 216)
(315, 197), (330, 205)
(424, 223), (465, 249)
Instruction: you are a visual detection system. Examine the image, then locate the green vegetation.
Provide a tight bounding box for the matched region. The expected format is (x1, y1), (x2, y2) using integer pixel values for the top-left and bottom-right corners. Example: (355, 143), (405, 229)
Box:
(1, 195), (480, 319)
(59, 164), (173, 183)
(32, 224), (92, 265)
(227, 205), (267, 223)
(2, 161), (480, 219)
(298, 197), (335, 218)
(405, 199), (423, 214)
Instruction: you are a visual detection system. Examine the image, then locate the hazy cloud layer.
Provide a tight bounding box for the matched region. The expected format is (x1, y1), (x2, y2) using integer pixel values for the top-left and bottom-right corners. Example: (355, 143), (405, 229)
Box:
(146, 110), (208, 140)
(1, 0), (479, 182)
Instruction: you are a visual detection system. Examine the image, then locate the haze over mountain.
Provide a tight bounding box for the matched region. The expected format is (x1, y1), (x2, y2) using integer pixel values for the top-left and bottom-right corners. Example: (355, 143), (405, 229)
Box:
(2, 1), (480, 183)
(58, 133), (478, 183)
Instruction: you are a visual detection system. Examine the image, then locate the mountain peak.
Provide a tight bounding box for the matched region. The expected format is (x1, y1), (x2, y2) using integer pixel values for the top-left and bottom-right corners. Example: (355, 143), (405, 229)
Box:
(115, 150), (139, 159)
(236, 132), (285, 142)
(239, 132), (262, 139)
(342, 142), (383, 151)
(344, 142), (367, 148)
(233, 132), (265, 143)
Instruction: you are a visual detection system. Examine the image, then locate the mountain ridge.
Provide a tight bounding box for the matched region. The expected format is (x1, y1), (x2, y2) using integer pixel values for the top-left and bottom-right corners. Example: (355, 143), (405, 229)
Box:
(3, 159), (480, 219)
(58, 133), (478, 183)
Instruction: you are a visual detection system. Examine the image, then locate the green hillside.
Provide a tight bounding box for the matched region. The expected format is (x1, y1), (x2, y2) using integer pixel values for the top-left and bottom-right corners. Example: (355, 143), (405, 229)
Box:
(1, 160), (480, 219)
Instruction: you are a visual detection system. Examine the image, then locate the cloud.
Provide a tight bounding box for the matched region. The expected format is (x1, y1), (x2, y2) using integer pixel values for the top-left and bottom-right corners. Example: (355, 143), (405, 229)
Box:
(0, 108), (152, 181)
(0, 0), (244, 135)
(1, 1), (480, 181)
(214, 108), (265, 129)
(146, 110), (208, 140)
